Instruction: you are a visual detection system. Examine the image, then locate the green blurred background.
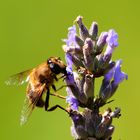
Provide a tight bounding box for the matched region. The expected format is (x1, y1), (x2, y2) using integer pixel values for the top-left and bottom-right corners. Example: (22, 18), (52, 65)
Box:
(0, 0), (139, 139)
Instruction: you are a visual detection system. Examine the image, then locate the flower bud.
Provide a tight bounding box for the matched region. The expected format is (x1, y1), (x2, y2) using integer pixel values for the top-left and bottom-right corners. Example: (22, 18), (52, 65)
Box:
(62, 45), (82, 55)
(71, 125), (88, 140)
(70, 111), (88, 139)
(75, 35), (84, 48)
(96, 32), (108, 54)
(95, 124), (106, 138)
(85, 38), (96, 54)
(73, 71), (84, 95)
(104, 125), (114, 139)
(89, 22), (98, 40)
(83, 74), (94, 98)
(75, 16), (89, 40)
(83, 44), (94, 71)
(65, 53), (83, 68)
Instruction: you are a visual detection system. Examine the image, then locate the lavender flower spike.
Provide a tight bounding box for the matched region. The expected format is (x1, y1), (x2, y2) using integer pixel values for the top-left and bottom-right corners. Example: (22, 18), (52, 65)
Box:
(62, 16), (128, 140)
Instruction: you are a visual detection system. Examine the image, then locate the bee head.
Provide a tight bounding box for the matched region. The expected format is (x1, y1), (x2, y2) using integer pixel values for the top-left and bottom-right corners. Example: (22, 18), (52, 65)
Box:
(47, 57), (67, 75)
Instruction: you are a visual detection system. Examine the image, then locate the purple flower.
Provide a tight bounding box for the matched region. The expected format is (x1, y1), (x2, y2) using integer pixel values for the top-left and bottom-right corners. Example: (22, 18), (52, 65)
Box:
(63, 25), (81, 55)
(104, 29), (118, 56)
(65, 53), (73, 69)
(106, 29), (118, 47)
(65, 66), (75, 85)
(104, 60), (128, 85)
(114, 60), (128, 85)
(63, 25), (77, 46)
(66, 95), (79, 111)
(104, 63), (115, 82)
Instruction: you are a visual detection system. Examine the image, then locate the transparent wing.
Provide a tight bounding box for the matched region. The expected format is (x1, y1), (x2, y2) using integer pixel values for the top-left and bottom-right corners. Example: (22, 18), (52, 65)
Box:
(20, 84), (46, 125)
(20, 96), (35, 125)
(20, 96), (38, 126)
(5, 69), (32, 85)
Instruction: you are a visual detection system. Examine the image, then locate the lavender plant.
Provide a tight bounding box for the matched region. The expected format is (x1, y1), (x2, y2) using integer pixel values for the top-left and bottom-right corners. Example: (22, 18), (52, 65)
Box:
(62, 16), (128, 140)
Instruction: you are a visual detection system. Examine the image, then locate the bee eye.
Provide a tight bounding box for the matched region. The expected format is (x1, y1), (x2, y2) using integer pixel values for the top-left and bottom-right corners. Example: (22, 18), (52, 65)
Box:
(49, 63), (61, 74)
(47, 59), (52, 64)
(49, 63), (54, 69)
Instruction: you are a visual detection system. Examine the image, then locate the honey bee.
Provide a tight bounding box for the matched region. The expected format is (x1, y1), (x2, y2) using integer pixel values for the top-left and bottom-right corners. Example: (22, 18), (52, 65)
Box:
(6, 57), (67, 125)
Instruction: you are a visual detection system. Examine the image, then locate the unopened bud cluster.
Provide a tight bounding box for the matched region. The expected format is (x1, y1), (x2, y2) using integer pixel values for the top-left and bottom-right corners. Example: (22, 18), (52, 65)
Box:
(63, 16), (128, 140)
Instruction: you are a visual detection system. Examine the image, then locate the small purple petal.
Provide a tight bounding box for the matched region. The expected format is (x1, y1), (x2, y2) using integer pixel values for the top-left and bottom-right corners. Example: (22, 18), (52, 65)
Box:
(65, 53), (75, 85)
(65, 66), (75, 85)
(66, 66), (73, 75)
(66, 96), (79, 111)
(65, 53), (73, 69)
(104, 67), (115, 82)
(106, 29), (118, 48)
(63, 25), (77, 46)
(65, 74), (75, 85)
(104, 29), (118, 56)
(114, 60), (128, 85)
(104, 46), (113, 56)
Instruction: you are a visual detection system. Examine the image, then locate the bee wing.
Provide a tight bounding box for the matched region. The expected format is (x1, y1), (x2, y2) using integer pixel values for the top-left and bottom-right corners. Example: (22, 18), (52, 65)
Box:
(5, 69), (32, 85)
(20, 84), (46, 125)
(20, 96), (36, 126)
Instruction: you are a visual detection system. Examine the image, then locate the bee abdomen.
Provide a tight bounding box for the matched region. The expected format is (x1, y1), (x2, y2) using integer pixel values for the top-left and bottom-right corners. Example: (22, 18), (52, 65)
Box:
(36, 98), (45, 107)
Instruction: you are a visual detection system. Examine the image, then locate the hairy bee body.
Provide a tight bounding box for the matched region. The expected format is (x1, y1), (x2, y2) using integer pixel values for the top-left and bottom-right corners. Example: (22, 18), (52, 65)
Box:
(6, 56), (67, 125)
(27, 57), (66, 107)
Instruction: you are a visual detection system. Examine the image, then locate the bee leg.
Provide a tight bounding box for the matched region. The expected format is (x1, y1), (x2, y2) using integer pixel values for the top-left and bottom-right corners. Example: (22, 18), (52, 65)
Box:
(54, 75), (58, 81)
(52, 84), (56, 91)
(45, 88), (50, 111)
(50, 84), (70, 99)
(47, 105), (69, 114)
(50, 93), (66, 99)
(51, 84), (66, 99)
(55, 85), (67, 91)
(58, 74), (65, 80)
(52, 84), (71, 93)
